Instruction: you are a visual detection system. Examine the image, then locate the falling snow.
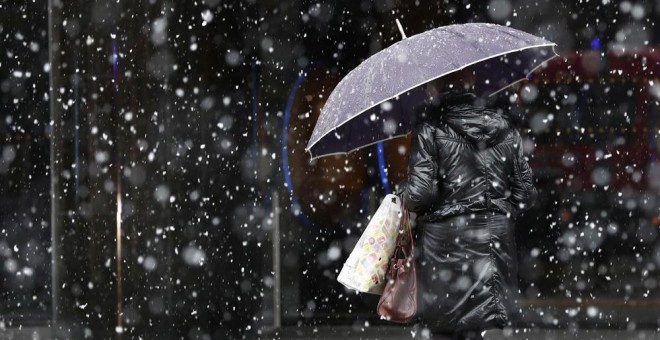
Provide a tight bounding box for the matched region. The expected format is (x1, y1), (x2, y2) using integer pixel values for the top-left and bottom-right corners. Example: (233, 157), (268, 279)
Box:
(0, 0), (659, 339)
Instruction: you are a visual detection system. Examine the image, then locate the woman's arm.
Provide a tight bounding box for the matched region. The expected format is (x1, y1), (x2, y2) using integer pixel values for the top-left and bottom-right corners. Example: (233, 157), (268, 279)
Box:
(404, 123), (437, 214)
(509, 131), (537, 213)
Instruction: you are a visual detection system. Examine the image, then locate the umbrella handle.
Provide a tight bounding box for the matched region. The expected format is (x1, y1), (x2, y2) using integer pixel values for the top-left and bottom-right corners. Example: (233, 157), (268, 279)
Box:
(395, 19), (407, 39)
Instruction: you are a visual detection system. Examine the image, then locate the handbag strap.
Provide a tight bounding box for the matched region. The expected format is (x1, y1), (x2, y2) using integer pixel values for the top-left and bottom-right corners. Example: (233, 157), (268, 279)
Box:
(398, 199), (414, 255)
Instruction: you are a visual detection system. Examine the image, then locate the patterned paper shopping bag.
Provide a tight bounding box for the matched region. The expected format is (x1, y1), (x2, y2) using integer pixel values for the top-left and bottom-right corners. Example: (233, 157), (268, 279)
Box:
(337, 194), (404, 295)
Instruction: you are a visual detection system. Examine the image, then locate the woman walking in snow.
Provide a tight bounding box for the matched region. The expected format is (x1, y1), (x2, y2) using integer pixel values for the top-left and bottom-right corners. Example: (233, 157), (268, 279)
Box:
(401, 70), (537, 340)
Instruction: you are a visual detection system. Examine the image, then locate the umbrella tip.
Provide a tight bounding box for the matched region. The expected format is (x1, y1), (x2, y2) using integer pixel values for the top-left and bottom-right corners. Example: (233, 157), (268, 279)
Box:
(395, 19), (407, 39)
(305, 148), (314, 160)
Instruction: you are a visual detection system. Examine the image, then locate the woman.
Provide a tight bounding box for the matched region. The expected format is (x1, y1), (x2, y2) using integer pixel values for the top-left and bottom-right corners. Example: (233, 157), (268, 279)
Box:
(401, 71), (537, 340)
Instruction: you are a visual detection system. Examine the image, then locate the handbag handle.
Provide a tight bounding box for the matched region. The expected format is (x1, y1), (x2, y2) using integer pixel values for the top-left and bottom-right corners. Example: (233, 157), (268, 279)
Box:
(396, 199), (414, 256)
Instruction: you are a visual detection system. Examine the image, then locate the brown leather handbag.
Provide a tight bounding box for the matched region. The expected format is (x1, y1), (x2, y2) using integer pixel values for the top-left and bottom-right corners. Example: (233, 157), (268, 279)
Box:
(376, 203), (417, 323)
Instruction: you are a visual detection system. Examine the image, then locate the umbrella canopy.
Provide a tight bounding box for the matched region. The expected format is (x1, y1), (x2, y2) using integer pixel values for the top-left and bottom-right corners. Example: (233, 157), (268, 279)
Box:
(306, 23), (558, 159)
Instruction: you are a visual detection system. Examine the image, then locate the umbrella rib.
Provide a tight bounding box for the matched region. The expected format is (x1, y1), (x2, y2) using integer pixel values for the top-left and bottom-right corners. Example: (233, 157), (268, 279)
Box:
(486, 25), (548, 77)
(495, 30), (546, 79)
(444, 25), (530, 79)
(500, 50), (537, 78)
(488, 24), (534, 43)
(442, 26), (483, 57)
(309, 132), (412, 160)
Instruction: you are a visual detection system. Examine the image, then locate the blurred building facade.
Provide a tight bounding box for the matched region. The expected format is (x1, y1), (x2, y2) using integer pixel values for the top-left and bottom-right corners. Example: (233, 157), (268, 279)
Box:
(1, 0), (659, 339)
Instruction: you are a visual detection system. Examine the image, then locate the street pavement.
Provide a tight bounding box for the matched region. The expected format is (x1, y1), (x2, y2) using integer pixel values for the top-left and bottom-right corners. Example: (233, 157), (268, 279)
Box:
(271, 326), (660, 340)
(2, 326), (658, 339)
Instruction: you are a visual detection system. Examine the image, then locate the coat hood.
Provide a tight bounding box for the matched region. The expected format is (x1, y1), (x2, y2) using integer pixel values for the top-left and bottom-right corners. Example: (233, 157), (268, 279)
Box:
(436, 90), (511, 146)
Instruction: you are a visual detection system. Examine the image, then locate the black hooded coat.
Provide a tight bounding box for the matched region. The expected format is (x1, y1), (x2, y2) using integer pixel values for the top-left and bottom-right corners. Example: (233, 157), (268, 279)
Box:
(401, 90), (537, 333)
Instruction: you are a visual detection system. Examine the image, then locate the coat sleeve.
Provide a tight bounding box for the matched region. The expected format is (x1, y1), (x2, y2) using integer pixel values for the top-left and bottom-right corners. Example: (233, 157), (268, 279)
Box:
(404, 123), (437, 214)
(509, 131), (537, 214)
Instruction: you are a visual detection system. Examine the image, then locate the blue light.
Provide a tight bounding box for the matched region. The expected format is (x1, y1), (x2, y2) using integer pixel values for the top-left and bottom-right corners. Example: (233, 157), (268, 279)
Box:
(282, 68), (309, 199)
(377, 142), (392, 194)
(591, 37), (600, 49)
(281, 65), (314, 227)
(111, 39), (119, 92)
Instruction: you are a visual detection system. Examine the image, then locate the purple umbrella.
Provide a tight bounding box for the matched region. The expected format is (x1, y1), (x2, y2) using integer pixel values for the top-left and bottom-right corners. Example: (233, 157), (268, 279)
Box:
(306, 22), (558, 160)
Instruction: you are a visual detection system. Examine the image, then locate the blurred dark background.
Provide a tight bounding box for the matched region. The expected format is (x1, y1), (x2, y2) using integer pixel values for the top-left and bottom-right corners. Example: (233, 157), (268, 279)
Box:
(1, 0), (659, 339)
